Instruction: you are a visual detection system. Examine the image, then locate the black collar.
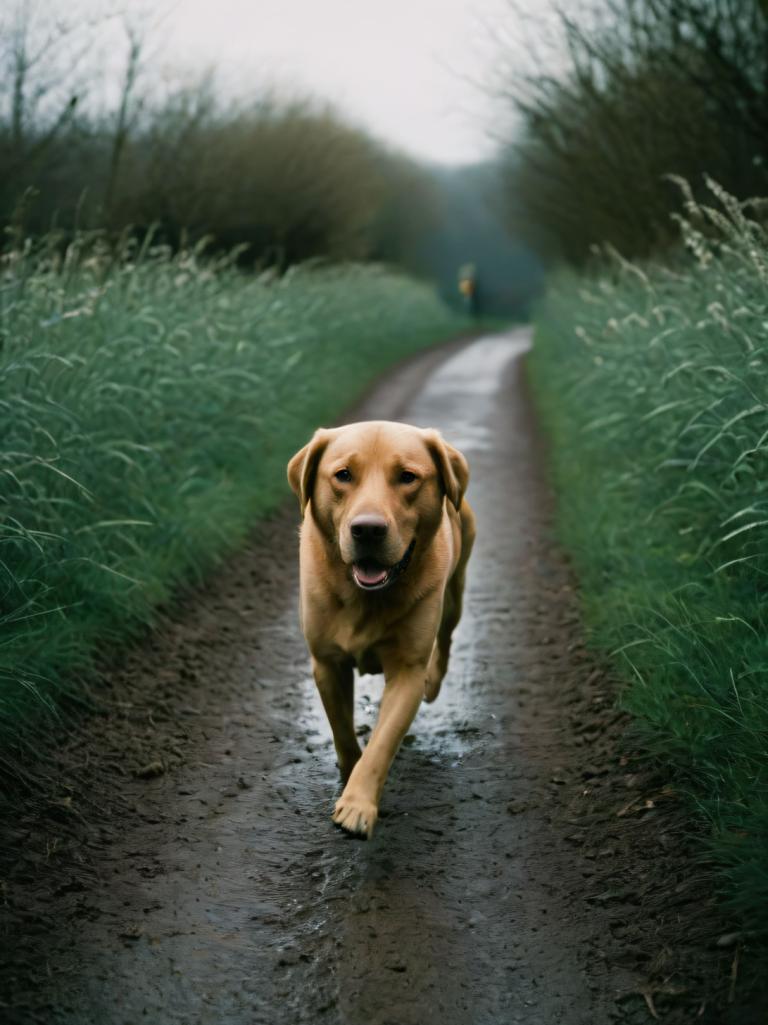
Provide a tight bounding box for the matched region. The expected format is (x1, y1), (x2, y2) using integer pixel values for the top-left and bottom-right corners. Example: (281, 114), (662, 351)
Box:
(389, 539), (415, 582)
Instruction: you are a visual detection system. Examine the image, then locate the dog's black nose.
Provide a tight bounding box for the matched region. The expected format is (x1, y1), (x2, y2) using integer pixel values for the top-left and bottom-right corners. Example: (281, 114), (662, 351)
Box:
(350, 515), (388, 541)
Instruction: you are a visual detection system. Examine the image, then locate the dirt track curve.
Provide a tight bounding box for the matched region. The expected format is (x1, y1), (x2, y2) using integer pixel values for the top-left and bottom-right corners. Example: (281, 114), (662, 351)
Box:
(2, 329), (743, 1025)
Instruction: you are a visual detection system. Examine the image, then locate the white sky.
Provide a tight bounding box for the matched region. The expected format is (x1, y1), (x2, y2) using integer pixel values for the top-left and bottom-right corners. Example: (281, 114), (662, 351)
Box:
(157, 0), (514, 165)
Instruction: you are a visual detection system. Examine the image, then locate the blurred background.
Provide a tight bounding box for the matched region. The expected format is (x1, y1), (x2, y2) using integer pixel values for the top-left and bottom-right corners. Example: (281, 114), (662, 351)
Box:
(5, 0), (768, 304)
(0, 0), (546, 317)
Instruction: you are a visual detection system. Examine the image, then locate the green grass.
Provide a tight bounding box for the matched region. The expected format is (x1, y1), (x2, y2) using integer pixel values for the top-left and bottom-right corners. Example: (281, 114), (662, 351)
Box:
(0, 234), (466, 761)
(529, 179), (768, 933)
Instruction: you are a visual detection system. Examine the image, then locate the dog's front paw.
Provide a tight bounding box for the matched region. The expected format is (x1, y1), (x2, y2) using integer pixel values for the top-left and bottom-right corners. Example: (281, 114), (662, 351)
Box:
(332, 793), (378, 839)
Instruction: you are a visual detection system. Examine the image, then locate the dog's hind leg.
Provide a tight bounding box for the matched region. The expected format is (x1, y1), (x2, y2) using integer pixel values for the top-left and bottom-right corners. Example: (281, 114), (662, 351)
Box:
(313, 658), (361, 783)
(425, 508), (475, 703)
(424, 584), (462, 703)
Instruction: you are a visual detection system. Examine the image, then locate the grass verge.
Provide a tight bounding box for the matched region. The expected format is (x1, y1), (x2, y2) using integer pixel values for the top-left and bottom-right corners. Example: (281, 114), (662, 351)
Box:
(1, 235), (467, 761)
(529, 180), (768, 936)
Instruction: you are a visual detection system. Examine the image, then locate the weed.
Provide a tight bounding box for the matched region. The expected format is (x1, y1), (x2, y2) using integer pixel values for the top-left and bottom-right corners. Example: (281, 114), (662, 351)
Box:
(531, 181), (768, 932)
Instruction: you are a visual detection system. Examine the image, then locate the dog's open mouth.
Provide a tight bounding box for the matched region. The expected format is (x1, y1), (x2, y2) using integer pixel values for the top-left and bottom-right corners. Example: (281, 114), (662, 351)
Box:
(351, 540), (415, 592)
(352, 560), (391, 590)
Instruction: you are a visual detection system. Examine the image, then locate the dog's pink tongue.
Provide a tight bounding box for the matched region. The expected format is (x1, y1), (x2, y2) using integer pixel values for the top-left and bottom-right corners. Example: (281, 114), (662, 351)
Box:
(355, 563), (388, 586)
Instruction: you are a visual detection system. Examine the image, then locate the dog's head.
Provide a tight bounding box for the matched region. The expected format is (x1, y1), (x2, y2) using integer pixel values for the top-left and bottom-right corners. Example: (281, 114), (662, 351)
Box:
(287, 420), (468, 592)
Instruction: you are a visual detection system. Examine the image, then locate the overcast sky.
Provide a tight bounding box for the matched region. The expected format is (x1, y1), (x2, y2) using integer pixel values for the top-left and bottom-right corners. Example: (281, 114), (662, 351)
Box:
(156, 0), (513, 165)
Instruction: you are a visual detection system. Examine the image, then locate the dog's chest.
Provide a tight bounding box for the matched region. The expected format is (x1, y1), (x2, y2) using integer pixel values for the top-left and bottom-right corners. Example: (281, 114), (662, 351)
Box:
(354, 647), (384, 676)
(316, 610), (390, 676)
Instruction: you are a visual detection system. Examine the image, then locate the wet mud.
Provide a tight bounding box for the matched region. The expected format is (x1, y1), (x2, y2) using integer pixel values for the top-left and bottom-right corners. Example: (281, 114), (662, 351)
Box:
(1, 331), (746, 1024)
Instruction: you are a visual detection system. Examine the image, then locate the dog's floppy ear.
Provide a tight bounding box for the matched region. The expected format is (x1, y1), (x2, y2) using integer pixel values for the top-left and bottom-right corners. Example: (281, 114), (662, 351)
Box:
(423, 429), (469, 510)
(287, 429), (332, 514)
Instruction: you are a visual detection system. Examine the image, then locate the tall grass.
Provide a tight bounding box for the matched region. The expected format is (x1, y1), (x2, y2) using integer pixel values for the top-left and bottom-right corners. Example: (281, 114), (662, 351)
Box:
(530, 180), (768, 931)
(0, 234), (465, 757)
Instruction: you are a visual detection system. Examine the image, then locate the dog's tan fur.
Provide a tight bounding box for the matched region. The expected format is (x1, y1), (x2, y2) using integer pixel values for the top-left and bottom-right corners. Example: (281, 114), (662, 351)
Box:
(287, 420), (474, 838)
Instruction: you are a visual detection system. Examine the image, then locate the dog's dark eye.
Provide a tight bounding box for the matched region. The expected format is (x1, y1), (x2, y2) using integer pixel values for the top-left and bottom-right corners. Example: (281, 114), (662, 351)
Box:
(334, 468), (352, 483)
(400, 470), (418, 484)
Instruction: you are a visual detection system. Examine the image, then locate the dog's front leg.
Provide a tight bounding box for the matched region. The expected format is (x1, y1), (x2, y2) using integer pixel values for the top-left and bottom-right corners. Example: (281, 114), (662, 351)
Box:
(313, 657), (361, 783)
(332, 663), (425, 839)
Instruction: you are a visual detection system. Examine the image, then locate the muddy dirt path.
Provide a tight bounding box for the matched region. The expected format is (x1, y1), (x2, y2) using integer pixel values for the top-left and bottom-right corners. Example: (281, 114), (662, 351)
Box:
(2, 330), (741, 1025)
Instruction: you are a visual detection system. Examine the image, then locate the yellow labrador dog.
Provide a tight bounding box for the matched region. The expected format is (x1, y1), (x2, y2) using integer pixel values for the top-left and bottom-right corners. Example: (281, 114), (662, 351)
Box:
(287, 420), (474, 838)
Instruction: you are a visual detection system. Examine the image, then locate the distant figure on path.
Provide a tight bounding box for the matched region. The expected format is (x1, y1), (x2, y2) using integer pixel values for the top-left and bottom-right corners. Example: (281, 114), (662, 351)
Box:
(458, 262), (480, 318)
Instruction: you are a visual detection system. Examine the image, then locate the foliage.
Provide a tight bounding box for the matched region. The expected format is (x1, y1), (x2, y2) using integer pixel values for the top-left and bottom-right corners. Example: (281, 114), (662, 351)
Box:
(530, 180), (768, 929)
(112, 96), (391, 267)
(497, 0), (768, 262)
(0, 3), (446, 270)
(0, 4), (541, 316)
(0, 233), (465, 756)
